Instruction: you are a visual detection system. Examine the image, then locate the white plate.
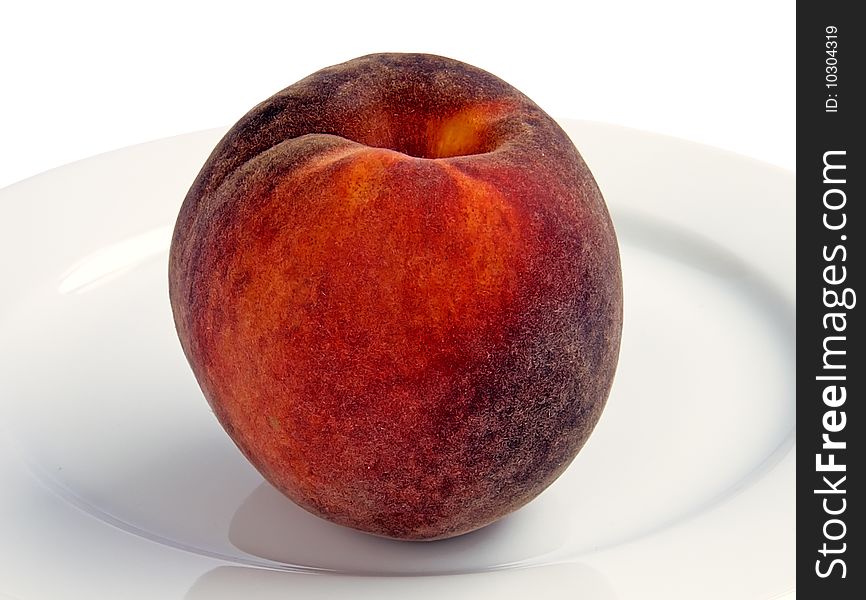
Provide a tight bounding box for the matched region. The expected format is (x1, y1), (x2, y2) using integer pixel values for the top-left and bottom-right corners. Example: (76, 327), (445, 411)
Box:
(0, 121), (794, 599)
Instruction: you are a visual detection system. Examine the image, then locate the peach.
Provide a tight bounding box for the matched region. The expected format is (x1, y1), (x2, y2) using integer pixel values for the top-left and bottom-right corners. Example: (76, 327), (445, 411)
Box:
(169, 53), (622, 540)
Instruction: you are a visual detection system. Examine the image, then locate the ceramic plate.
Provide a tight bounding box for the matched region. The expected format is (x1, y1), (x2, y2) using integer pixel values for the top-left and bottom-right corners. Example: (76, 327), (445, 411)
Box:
(0, 121), (794, 599)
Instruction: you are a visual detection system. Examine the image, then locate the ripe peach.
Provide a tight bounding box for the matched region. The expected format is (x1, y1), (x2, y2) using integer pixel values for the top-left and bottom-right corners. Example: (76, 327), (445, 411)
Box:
(169, 53), (622, 540)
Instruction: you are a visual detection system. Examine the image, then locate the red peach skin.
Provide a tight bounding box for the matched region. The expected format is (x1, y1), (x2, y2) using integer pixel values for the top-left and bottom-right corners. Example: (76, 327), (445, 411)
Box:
(169, 53), (623, 540)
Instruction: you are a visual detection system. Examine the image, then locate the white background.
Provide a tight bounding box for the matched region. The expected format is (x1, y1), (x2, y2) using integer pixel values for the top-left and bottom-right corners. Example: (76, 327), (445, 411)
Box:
(0, 0), (794, 191)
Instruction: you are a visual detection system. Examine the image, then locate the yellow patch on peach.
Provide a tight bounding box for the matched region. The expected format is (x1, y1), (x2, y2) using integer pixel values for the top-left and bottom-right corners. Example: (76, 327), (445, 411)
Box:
(428, 101), (512, 158)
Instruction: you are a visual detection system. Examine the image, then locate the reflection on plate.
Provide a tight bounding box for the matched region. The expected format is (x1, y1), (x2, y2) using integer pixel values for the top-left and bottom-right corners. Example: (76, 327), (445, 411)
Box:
(0, 121), (794, 599)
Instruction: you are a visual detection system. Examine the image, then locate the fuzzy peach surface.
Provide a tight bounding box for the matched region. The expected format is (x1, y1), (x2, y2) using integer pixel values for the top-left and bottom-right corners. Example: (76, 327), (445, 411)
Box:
(169, 53), (622, 540)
